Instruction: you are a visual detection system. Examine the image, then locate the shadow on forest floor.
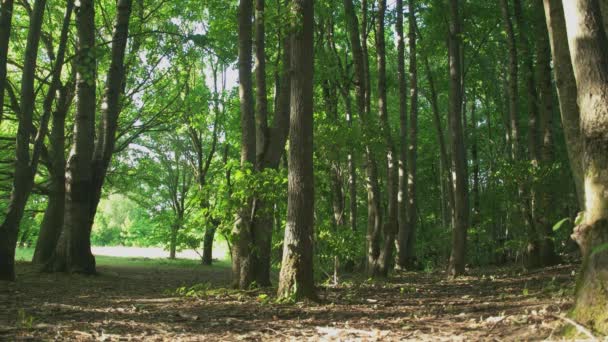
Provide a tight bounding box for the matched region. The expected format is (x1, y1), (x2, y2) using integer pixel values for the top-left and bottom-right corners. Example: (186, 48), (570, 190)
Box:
(0, 259), (586, 341)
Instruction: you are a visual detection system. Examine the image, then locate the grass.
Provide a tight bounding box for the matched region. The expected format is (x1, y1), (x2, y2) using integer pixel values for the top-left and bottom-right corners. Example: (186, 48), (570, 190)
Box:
(15, 247), (231, 269)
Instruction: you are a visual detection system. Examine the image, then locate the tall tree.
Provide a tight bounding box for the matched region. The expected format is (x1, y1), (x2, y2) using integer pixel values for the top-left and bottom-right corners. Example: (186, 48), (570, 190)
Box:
(542, 0), (584, 209)
(562, 0), (608, 333)
(395, 0), (409, 269)
(277, 0), (315, 300)
(46, 0), (97, 274)
(446, 0), (469, 278)
(374, 0), (398, 276)
(0, 0), (46, 281)
(404, 0), (418, 269)
(250, 0), (292, 287)
(88, 0), (134, 238)
(232, 0), (256, 289)
(0, 0), (14, 123)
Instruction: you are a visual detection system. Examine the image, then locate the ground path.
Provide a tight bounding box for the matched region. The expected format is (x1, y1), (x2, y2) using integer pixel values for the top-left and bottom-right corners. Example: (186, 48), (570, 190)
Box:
(0, 259), (581, 341)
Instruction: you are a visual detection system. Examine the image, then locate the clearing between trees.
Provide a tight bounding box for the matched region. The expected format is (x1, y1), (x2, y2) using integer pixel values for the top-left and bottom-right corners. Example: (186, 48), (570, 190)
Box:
(1, 258), (579, 341)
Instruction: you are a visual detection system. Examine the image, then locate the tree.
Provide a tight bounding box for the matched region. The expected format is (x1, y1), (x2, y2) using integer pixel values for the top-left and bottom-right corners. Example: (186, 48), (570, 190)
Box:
(277, 0), (315, 301)
(446, 0), (469, 278)
(404, 0), (419, 269)
(0, 0), (47, 281)
(232, 0), (256, 289)
(562, 0), (608, 333)
(395, 0), (408, 269)
(0, 0), (14, 124)
(46, 0), (97, 274)
(542, 0), (584, 209)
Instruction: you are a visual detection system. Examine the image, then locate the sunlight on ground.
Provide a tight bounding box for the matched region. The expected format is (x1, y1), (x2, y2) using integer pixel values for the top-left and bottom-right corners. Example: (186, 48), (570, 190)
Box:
(16, 243), (230, 263)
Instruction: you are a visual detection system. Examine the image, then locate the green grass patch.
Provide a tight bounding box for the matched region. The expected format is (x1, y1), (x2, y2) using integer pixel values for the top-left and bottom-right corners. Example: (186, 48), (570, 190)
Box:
(15, 247), (231, 269)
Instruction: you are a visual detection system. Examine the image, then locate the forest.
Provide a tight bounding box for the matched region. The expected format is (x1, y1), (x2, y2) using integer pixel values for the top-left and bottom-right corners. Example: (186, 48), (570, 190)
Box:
(1, 0), (608, 340)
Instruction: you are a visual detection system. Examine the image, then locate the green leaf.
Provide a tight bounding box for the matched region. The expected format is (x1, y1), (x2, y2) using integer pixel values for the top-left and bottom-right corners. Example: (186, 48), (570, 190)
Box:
(552, 218), (571, 232)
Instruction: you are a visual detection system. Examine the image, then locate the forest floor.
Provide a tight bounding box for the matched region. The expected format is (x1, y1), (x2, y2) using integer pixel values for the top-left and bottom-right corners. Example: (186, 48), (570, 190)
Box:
(0, 256), (587, 341)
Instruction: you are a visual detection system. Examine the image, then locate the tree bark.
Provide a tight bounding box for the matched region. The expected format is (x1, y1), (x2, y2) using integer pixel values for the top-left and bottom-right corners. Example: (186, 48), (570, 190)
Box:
(88, 0), (133, 246)
(33, 80), (74, 265)
(0, 0), (14, 124)
(45, 0), (97, 275)
(277, 0), (315, 301)
(446, 0), (469, 279)
(542, 0), (584, 209)
(403, 0), (418, 269)
(395, 0), (409, 270)
(232, 0), (256, 289)
(562, 0), (608, 333)
(534, 0), (560, 267)
(0, 0), (46, 281)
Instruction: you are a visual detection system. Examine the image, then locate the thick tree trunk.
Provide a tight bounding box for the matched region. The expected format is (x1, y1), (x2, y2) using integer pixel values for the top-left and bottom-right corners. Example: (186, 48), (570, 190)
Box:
(446, 0), (469, 279)
(46, 0), (97, 275)
(277, 0), (315, 301)
(499, 0), (520, 161)
(0, 0), (46, 281)
(232, 0), (256, 289)
(395, 0), (409, 270)
(542, 0), (585, 209)
(562, 0), (608, 333)
(0, 0), (14, 123)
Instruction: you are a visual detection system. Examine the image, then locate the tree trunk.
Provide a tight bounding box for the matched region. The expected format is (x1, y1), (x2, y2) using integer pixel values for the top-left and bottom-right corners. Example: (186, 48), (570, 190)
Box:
(232, 0), (256, 289)
(343, 0), (382, 277)
(277, 0), (315, 301)
(395, 0), (409, 270)
(33, 81), (73, 265)
(0, 0), (46, 281)
(542, 0), (585, 209)
(446, 0), (469, 279)
(535, 0), (560, 267)
(201, 226), (216, 265)
(46, 0), (97, 275)
(88, 0), (133, 243)
(404, 0), (418, 269)
(0, 0), (14, 124)
(562, 0), (608, 333)
(169, 223), (178, 259)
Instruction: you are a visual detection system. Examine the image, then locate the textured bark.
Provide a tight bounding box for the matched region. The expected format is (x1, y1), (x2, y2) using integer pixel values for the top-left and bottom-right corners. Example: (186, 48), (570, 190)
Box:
(446, 0), (469, 279)
(0, 0), (46, 281)
(395, 0), (409, 269)
(249, 1), (292, 287)
(88, 0), (133, 243)
(232, 0), (256, 289)
(46, 0), (97, 274)
(542, 0), (584, 209)
(277, 0), (315, 300)
(534, 0), (560, 267)
(0, 0), (14, 123)
(403, 0), (418, 269)
(562, 0), (608, 333)
(33, 81), (74, 265)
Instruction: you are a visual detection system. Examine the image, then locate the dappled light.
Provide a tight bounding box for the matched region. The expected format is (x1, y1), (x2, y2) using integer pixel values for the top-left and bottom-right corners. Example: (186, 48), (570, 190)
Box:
(1, 0), (608, 340)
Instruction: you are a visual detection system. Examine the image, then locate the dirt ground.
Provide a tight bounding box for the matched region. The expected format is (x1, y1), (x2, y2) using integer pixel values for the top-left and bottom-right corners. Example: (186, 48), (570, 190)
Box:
(0, 261), (585, 341)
